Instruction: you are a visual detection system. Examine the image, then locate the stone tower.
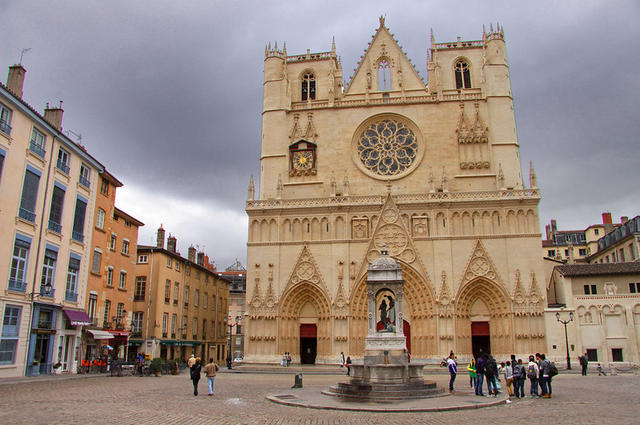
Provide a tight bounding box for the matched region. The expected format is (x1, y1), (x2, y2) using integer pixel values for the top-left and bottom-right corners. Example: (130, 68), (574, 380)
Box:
(246, 19), (546, 364)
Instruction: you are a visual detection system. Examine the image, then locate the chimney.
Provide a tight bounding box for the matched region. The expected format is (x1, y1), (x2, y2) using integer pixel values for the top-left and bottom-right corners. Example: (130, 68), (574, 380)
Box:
(188, 246), (196, 262)
(197, 252), (204, 266)
(167, 235), (177, 253)
(156, 225), (165, 249)
(602, 212), (612, 225)
(44, 102), (64, 131)
(6, 65), (26, 98)
(621, 216), (629, 224)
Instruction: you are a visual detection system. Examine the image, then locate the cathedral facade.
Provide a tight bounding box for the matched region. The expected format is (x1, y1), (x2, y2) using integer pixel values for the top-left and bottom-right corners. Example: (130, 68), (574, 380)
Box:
(245, 18), (546, 363)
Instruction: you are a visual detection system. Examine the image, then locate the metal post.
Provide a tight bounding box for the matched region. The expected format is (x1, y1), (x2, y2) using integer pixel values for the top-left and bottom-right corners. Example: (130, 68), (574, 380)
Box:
(556, 311), (574, 370)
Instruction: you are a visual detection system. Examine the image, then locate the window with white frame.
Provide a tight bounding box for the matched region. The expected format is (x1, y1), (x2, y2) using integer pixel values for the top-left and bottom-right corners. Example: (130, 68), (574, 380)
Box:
(40, 249), (57, 295)
(162, 313), (168, 336)
(29, 128), (46, 157)
(119, 270), (126, 289)
(175, 262), (180, 271)
(9, 237), (30, 291)
(122, 239), (129, 255)
(116, 303), (124, 322)
(87, 294), (97, 320)
(96, 208), (105, 229)
(203, 293), (208, 309)
(0, 102), (12, 135)
(167, 257), (172, 267)
(194, 289), (199, 307)
(79, 164), (91, 188)
(173, 283), (179, 305)
(0, 305), (22, 364)
(132, 312), (143, 333)
(106, 266), (114, 286)
(171, 314), (176, 336)
(134, 276), (146, 301)
(109, 234), (116, 251)
(65, 257), (80, 301)
(192, 317), (197, 338)
(56, 149), (70, 174)
(137, 254), (148, 264)
(103, 299), (111, 326)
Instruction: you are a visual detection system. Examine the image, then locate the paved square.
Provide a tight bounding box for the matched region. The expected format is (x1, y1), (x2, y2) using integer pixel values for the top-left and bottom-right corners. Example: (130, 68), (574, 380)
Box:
(0, 372), (637, 424)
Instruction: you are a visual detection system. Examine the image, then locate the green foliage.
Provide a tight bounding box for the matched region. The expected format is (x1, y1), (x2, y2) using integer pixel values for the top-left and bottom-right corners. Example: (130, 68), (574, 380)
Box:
(150, 357), (163, 373)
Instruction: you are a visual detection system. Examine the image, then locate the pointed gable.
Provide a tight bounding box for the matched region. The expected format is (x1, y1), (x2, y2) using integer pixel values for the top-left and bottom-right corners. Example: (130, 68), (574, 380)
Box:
(283, 245), (329, 297)
(345, 17), (426, 95)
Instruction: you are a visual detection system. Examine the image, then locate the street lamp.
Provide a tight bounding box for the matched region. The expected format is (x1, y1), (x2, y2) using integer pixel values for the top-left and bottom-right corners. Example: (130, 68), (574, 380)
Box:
(225, 315), (241, 369)
(556, 311), (574, 370)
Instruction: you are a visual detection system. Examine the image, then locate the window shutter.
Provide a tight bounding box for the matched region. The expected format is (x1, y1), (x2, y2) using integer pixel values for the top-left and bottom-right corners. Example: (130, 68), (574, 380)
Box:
(20, 170), (40, 213)
(91, 251), (101, 274)
(72, 198), (87, 235)
(49, 186), (65, 225)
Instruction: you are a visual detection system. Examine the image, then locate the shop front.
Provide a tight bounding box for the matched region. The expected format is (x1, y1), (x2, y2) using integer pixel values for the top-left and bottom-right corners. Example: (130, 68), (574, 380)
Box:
(26, 303), (60, 376)
(105, 330), (130, 360)
(160, 340), (201, 361)
(54, 309), (92, 374)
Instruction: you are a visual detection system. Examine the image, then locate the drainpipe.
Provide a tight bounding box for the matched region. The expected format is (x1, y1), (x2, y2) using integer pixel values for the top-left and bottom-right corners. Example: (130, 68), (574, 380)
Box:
(144, 249), (154, 356)
(23, 135), (57, 375)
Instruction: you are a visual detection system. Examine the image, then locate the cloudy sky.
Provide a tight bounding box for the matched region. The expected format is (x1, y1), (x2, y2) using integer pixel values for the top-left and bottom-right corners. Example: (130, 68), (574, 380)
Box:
(2, 0), (638, 267)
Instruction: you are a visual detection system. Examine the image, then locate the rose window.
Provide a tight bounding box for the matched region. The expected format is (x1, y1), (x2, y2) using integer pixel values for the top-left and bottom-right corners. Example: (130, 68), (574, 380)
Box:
(356, 119), (419, 177)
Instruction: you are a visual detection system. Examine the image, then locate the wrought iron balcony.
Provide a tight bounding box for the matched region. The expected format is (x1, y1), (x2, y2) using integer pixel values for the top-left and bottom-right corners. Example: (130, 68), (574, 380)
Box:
(65, 290), (78, 302)
(29, 141), (45, 158)
(19, 208), (36, 222)
(8, 278), (26, 292)
(133, 295), (145, 302)
(39, 286), (55, 298)
(78, 175), (90, 188)
(56, 159), (70, 174)
(48, 220), (62, 233)
(0, 119), (11, 136)
(72, 231), (84, 243)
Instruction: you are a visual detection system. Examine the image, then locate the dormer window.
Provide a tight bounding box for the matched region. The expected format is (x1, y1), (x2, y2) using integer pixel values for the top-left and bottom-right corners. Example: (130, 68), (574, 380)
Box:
(377, 59), (391, 91)
(301, 72), (316, 101)
(455, 60), (471, 89)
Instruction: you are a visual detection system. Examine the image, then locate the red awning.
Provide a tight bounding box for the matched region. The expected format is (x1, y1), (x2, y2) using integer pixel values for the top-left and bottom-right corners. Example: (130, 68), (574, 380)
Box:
(63, 309), (93, 326)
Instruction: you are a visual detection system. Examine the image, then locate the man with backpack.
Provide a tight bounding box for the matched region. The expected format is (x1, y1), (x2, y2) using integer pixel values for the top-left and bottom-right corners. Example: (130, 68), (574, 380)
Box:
(579, 353), (588, 376)
(484, 354), (499, 397)
(539, 353), (555, 398)
(527, 355), (539, 397)
(475, 352), (485, 396)
(512, 358), (526, 398)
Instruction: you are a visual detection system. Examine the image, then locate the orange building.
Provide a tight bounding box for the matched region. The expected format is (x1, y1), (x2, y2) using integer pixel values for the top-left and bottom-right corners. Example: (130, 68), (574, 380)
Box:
(82, 171), (143, 362)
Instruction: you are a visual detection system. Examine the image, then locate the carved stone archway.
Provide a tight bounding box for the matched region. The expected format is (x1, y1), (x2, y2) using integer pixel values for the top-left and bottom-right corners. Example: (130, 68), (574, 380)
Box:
(455, 277), (512, 357)
(349, 262), (436, 357)
(278, 281), (332, 360)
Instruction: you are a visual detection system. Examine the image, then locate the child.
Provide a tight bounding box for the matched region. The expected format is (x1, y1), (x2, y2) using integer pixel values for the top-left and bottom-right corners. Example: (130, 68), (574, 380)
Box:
(597, 363), (607, 376)
(467, 358), (477, 389)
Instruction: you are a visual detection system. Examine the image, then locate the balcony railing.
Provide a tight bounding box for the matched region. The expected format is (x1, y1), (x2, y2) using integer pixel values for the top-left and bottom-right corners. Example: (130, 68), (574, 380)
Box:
(56, 159), (70, 174)
(29, 141), (45, 158)
(48, 220), (62, 233)
(65, 290), (78, 302)
(181, 334), (187, 339)
(133, 295), (145, 302)
(173, 299), (178, 305)
(19, 208), (36, 222)
(115, 321), (125, 330)
(171, 333), (176, 338)
(192, 334), (197, 340)
(8, 278), (27, 292)
(164, 297), (170, 304)
(131, 331), (142, 338)
(0, 119), (11, 136)
(78, 175), (90, 188)
(39, 286), (55, 298)
(72, 231), (84, 243)
(162, 332), (167, 338)
(37, 321), (52, 329)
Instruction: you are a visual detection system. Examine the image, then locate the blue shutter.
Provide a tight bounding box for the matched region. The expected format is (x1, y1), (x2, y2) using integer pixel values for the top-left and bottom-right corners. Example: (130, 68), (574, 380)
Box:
(72, 197), (87, 236)
(20, 170), (40, 214)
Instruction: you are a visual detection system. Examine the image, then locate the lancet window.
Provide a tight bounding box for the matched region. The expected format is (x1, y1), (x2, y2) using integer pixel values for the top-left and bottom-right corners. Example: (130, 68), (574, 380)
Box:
(377, 59), (391, 91)
(455, 60), (471, 89)
(301, 72), (316, 101)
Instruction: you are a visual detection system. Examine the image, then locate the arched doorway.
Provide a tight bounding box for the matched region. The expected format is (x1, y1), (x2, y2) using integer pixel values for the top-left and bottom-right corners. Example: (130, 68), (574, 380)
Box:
(455, 278), (512, 357)
(349, 262), (434, 357)
(279, 282), (331, 364)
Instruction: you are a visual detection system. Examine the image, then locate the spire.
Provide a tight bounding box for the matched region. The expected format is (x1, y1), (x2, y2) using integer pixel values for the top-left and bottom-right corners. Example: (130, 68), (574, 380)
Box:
(283, 41), (287, 56)
(248, 175), (255, 201)
(331, 36), (336, 53)
(379, 15), (385, 28)
(529, 161), (537, 189)
(430, 28), (435, 46)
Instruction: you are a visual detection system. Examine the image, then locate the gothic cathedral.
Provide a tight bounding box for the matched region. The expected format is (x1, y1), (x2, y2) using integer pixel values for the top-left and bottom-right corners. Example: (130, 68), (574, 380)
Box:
(245, 18), (546, 363)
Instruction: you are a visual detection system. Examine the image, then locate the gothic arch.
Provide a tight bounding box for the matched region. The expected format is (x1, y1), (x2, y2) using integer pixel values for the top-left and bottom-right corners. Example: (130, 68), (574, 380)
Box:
(348, 261), (436, 357)
(278, 281), (332, 358)
(454, 277), (512, 356)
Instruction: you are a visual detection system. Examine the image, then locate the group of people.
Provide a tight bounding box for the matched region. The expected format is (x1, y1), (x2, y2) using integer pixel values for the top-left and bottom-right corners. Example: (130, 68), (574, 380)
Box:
(188, 354), (219, 397)
(447, 351), (557, 399)
(281, 352), (292, 367)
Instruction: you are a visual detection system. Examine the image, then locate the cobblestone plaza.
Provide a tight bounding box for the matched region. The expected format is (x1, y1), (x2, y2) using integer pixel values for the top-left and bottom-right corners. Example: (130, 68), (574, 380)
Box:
(0, 372), (637, 424)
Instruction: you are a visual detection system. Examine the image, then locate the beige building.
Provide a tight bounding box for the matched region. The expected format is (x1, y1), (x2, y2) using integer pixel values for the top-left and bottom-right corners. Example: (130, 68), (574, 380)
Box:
(0, 65), (103, 377)
(245, 19), (547, 364)
(220, 260), (246, 361)
(133, 227), (229, 364)
(546, 262), (640, 368)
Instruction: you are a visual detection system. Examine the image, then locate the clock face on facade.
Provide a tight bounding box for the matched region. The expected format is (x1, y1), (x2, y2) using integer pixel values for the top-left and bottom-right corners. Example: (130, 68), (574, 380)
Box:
(292, 150), (314, 170)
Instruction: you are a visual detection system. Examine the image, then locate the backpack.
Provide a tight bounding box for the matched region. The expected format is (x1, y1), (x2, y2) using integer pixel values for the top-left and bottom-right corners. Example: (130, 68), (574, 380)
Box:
(485, 358), (497, 376)
(527, 364), (537, 379)
(549, 361), (558, 377)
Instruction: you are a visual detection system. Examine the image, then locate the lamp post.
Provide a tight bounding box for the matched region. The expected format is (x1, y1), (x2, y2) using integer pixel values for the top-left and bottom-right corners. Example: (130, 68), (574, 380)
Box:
(226, 315), (241, 369)
(556, 311), (574, 370)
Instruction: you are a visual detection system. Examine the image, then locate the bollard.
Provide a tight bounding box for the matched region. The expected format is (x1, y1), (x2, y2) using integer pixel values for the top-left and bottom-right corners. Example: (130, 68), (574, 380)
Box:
(292, 373), (303, 388)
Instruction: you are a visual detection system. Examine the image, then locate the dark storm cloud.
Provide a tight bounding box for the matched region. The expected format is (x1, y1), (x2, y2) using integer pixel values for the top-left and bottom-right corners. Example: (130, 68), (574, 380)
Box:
(2, 0), (638, 265)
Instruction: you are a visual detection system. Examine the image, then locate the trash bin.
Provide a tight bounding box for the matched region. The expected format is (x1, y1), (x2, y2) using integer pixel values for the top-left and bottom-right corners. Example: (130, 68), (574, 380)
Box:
(292, 373), (303, 388)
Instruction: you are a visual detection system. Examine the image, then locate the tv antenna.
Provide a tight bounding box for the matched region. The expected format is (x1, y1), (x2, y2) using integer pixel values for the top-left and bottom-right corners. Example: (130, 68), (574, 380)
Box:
(18, 48), (31, 65)
(65, 129), (82, 142)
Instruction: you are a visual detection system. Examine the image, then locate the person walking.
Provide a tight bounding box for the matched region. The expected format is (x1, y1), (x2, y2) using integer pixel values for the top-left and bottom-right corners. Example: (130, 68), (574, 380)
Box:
(527, 355), (539, 398)
(345, 356), (352, 376)
(340, 352), (345, 368)
(597, 363), (607, 376)
(467, 358), (476, 389)
(579, 353), (588, 376)
(203, 358), (219, 397)
(447, 352), (457, 392)
(188, 354), (196, 368)
(190, 357), (202, 396)
(475, 353), (485, 396)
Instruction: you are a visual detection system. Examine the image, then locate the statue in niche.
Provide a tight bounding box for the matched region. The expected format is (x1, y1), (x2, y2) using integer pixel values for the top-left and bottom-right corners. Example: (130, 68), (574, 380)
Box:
(377, 290), (396, 332)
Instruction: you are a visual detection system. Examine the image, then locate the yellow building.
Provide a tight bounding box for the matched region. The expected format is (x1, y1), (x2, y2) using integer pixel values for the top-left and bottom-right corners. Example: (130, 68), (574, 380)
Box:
(133, 227), (229, 364)
(0, 64), (103, 376)
(220, 260), (246, 361)
(83, 170), (143, 362)
(246, 19), (547, 364)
